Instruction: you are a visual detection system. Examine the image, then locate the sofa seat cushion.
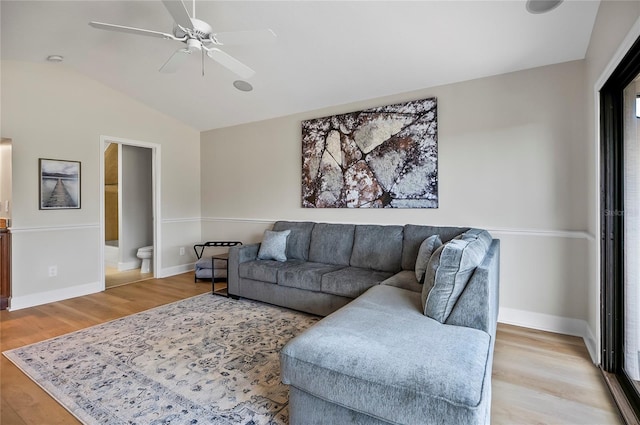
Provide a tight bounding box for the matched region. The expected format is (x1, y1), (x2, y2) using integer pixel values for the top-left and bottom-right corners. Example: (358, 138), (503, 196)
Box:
(321, 267), (393, 299)
(281, 285), (491, 425)
(238, 259), (305, 284)
(381, 270), (422, 293)
(278, 262), (345, 292)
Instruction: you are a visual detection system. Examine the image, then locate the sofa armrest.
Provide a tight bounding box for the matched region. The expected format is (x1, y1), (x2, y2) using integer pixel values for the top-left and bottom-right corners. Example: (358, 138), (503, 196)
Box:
(445, 239), (500, 336)
(228, 243), (260, 296)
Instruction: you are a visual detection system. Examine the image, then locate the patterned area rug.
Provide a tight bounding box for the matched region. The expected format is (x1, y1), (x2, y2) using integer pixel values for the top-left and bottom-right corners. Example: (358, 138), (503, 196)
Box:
(3, 295), (319, 425)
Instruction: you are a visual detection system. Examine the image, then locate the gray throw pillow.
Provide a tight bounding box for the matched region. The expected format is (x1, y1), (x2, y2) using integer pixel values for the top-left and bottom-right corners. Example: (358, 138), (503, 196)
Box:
(421, 230), (491, 323)
(415, 235), (442, 283)
(258, 230), (291, 262)
(421, 243), (444, 312)
(459, 228), (492, 251)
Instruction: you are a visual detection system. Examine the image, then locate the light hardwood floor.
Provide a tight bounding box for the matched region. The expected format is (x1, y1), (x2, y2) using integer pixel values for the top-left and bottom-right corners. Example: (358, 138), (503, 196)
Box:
(1, 274), (622, 424)
(492, 325), (621, 424)
(104, 266), (153, 289)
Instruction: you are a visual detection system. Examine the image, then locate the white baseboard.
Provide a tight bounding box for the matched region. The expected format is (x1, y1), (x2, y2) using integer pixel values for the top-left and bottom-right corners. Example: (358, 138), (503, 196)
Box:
(118, 260), (141, 271)
(9, 281), (102, 311)
(498, 307), (598, 363)
(583, 324), (599, 365)
(105, 259), (118, 268)
(8, 265), (195, 310)
(159, 263), (196, 279)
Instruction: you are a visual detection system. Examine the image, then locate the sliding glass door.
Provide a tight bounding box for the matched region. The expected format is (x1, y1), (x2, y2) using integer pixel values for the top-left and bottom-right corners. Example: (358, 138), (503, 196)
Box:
(620, 73), (640, 404)
(623, 80), (640, 397)
(601, 36), (640, 421)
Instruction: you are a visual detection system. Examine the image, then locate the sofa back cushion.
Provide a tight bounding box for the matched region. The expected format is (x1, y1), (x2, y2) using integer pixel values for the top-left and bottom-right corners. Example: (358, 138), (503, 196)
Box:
(350, 225), (403, 272)
(401, 224), (468, 271)
(309, 223), (355, 266)
(273, 221), (315, 261)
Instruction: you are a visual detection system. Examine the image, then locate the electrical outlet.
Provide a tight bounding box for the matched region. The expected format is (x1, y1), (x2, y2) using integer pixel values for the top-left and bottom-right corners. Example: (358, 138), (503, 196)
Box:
(179, 247), (185, 256)
(48, 266), (57, 277)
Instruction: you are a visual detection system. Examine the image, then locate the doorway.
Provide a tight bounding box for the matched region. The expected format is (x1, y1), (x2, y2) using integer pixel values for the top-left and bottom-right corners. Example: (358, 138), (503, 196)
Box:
(100, 137), (161, 289)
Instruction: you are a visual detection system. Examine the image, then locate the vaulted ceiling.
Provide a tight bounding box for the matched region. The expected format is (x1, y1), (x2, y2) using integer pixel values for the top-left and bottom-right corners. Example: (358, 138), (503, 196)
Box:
(1, 1), (600, 131)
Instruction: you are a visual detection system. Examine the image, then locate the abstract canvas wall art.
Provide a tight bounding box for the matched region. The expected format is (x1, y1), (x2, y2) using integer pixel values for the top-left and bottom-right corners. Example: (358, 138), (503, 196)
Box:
(301, 97), (438, 208)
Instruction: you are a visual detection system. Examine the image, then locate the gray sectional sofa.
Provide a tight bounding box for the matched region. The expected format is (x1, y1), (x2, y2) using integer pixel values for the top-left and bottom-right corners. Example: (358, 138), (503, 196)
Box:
(227, 221), (500, 425)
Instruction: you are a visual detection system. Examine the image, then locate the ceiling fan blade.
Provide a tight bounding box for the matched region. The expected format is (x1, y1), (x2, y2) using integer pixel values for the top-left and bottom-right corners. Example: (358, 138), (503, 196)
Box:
(159, 48), (192, 73)
(212, 29), (277, 46)
(161, 0), (193, 30)
(90, 21), (176, 39)
(207, 48), (255, 79)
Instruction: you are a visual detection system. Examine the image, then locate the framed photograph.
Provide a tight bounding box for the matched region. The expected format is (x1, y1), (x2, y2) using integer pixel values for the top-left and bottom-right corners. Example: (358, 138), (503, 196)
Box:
(39, 158), (81, 209)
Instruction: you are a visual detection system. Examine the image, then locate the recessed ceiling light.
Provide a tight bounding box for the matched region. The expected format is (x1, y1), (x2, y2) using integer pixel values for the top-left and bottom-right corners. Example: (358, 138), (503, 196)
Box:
(233, 80), (253, 92)
(526, 0), (563, 14)
(46, 55), (64, 63)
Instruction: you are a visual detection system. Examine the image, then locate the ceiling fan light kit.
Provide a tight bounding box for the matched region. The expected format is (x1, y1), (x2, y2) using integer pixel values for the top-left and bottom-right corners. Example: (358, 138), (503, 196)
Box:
(186, 39), (201, 52)
(89, 0), (275, 85)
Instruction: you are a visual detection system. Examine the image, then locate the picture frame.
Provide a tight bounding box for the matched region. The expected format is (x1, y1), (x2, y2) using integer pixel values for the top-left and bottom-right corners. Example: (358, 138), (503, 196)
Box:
(39, 158), (81, 210)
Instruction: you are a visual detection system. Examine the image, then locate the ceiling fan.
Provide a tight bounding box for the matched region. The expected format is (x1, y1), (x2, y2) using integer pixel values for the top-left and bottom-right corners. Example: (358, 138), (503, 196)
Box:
(89, 0), (275, 79)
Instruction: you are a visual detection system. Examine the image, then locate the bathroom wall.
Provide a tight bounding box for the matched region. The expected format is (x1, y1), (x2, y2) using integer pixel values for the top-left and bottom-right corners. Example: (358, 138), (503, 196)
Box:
(104, 143), (118, 242)
(119, 144), (153, 270)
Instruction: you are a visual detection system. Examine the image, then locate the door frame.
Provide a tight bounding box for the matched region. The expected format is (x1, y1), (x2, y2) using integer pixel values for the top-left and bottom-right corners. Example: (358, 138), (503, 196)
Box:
(99, 136), (162, 289)
(599, 33), (640, 423)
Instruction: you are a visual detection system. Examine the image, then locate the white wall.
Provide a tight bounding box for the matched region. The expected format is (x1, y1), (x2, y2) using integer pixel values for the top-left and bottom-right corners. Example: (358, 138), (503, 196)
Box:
(119, 144), (153, 270)
(1, 60), (201, 309)
(584, 1), (640, 363)
(201, 59), (593, 343)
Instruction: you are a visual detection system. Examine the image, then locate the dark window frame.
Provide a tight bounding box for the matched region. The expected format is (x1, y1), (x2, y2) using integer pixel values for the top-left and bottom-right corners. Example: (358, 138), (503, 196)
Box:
(600, 34), (640, 421)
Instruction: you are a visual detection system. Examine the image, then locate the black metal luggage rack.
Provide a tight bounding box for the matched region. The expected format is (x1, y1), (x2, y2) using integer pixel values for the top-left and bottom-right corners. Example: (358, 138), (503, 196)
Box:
(193, 241), (243, 261)
(193, 241), (242, 296)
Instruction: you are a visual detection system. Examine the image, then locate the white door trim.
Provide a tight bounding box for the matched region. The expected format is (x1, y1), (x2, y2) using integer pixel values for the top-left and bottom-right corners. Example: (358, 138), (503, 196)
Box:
(591, 16), (640, 365)
(99, 136), (162, 290)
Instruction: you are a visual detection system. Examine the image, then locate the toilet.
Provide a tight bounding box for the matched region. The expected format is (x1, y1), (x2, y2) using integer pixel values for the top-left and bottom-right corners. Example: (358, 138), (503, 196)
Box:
(136, 246), (153, 274)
